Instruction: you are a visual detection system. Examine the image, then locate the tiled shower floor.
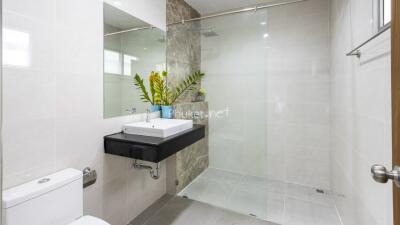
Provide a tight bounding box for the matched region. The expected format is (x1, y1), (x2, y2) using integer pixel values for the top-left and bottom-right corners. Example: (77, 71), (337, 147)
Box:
(178, 168), (342, 225)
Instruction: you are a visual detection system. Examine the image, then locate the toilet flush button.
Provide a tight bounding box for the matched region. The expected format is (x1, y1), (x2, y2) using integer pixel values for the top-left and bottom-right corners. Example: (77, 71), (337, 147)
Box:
(38, 178), (51, 184)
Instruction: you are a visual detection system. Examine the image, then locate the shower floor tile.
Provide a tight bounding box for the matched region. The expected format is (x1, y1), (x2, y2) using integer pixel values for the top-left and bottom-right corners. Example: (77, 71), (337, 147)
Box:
(179, 168), (342, 225)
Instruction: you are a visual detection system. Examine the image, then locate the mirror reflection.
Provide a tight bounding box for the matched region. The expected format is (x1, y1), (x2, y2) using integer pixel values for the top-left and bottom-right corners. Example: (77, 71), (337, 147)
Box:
(103, 3), (166, 118)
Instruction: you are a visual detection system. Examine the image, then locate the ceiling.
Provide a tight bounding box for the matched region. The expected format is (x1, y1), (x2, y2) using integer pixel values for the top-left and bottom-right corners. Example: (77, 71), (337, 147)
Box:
(184, 0), (278, 15)
(104, 3), (149, 30)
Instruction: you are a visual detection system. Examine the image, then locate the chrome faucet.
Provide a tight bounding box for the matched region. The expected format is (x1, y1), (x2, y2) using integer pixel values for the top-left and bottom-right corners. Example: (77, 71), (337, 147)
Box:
(146, 109), (151, 123)
(125, 107), (137, 114)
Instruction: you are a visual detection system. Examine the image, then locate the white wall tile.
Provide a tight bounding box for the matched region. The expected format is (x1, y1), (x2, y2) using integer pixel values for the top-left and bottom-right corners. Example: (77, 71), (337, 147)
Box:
(203, 0), (330, 188)
(330, 0), (393, 225)
(3, 0), (167, 224)
(3, 0), (58, 187)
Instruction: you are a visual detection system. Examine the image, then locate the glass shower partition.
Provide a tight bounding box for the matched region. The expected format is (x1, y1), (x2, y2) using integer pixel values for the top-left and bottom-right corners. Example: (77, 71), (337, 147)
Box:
(167, 1), (336, 224)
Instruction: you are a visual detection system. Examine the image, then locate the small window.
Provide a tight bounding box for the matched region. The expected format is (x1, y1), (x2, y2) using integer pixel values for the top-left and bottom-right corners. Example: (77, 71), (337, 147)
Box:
(379, 0), (391, 30)
(123, 54), (139, 76)
(104, 49), (122, 74)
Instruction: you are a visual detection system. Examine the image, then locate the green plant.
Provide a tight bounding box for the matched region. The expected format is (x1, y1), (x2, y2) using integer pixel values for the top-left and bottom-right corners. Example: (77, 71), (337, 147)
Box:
(134, 71), (166, 105)
(170, 71), (205, 104)
(154, 71), (173, 105)
(134, 73), (153, 104)
(149, 72), (162, 105)
(134, 71), (205, 106)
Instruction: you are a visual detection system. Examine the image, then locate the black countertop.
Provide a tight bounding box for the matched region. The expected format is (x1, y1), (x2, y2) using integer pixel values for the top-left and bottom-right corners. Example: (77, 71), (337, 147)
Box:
(104, 124), (205, 163)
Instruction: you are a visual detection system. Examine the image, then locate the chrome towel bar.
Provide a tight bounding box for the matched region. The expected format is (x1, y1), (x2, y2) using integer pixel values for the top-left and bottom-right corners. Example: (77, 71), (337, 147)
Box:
(346, 24), (391, 58)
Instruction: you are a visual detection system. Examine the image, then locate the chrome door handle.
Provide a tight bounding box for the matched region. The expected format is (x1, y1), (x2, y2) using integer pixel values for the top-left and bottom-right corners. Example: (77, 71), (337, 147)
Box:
(371, 164), (400, 187)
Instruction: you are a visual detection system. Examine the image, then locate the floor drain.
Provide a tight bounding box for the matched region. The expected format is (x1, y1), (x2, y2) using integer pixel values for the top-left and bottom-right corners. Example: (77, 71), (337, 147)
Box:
(249, 213), (257, 217)
(316, 189), (325, 194)
(182, 195), (189, 199)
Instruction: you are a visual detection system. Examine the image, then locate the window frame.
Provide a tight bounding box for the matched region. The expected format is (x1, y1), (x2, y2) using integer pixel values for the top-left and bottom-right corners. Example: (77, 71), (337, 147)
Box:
(104, 49), (122, 75)
(378, 0), (392, 31)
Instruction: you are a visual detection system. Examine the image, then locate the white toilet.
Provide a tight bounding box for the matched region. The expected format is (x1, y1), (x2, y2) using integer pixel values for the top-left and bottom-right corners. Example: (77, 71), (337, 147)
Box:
(2, 168), (110, 225)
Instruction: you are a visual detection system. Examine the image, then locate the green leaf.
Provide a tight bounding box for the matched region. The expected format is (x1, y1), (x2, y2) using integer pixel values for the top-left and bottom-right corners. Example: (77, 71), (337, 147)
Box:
(134, 74), (153, 104)
(170, 71), (205, 104)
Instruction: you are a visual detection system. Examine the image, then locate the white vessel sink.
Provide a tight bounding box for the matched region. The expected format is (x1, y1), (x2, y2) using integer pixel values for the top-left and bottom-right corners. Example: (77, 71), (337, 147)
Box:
(123, 118), (193, 138)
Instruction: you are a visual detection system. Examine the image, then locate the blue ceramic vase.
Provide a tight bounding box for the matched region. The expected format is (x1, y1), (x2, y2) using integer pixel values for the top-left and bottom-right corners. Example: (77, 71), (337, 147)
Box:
(161, 105), (173, 119)
(151, 104), (161, 112)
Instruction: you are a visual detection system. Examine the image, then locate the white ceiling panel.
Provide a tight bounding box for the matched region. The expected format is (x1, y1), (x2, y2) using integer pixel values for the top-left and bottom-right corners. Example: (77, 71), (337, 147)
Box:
(104, 3), (149, 30)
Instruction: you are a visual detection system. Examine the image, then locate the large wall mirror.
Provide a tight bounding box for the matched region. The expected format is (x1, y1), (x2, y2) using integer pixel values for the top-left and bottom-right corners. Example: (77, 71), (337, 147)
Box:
(103, 3), (166, 118)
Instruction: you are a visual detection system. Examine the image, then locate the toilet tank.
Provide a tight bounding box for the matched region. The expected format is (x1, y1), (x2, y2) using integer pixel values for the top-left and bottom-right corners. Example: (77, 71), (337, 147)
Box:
(2, 168), (83, 225)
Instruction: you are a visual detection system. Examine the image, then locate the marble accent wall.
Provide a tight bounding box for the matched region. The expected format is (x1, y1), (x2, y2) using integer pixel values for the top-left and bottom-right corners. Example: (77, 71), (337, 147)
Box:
(166, 103), (210, 194)
(166, 0), (208, 193)
(167, 102), (209, 193)
(166, 0), (201, 103)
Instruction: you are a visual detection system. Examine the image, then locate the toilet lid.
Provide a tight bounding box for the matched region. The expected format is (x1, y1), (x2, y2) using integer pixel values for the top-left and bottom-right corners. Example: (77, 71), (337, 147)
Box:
(69, 216), (110, 225)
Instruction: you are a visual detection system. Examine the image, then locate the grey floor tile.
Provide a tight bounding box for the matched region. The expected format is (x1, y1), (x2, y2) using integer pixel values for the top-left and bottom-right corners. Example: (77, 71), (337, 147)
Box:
(285, 183), (335, 207)
(214, 210), (279, 225)
(143, 197), (222, 225)
(129, 194), (174, 225)
(228, 188), (285, 223)
(177, 168), (342, 225)
(180, 177), (235, 208)
(283, 197), (342, 225)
